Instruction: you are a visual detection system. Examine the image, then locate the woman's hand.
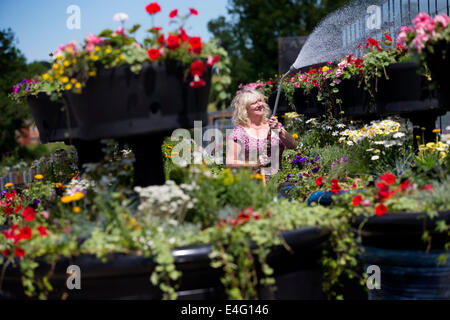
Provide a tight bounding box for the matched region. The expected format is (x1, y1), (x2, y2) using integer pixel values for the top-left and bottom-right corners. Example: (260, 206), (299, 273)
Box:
(268, 116), (279, 129)
(258, 154), (271, 167)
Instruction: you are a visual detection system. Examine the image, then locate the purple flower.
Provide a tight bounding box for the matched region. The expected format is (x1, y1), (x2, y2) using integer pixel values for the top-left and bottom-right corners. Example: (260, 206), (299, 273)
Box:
(340, 156), (349, 164)
(1, 191), (6, 196)
(21, 79), (27, 84)
(312, 166), (320, 174)
(298, 173), (303, 179)
(33, 199), (40, 206)
(331, 160), (337, 168)
(286, 174), (291, 181)
(291, 155), (307, 166)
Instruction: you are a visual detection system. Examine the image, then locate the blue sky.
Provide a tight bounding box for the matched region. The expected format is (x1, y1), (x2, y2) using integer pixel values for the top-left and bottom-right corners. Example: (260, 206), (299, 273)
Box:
(0, 0), (229, 63)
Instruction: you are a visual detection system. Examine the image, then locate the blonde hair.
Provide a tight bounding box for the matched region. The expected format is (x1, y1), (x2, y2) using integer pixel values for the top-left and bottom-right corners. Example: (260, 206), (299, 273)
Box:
(231, 89), (271, 126)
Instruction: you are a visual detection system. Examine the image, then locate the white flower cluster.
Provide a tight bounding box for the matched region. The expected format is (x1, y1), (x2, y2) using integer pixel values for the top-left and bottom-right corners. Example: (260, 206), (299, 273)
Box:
(135, 180), (198, 221)
(66, 178), (96, 195)
(338, 119), (404, 145)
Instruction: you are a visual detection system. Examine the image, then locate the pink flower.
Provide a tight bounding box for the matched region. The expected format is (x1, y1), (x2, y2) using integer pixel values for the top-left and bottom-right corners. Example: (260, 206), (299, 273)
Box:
(338, 60), (349, 69)
(396, 31), (408, 48)
(207, 55), (220, 67)
(85, 33), (102, 52)
(335, 68), (343, 77)
(40, 211), (50, 220)
(434, 14), (450, 28)
(115, 28), (126, 37)
(413, 12), (432, 27)
(413, 30), (429, 53)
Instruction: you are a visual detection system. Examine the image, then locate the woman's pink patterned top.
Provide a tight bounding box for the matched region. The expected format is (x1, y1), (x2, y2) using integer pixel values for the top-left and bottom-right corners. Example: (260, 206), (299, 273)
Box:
(227, 123), (285, 176)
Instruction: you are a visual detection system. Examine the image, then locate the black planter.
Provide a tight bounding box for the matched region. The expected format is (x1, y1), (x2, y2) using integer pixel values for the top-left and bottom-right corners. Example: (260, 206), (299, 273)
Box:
(268, 91), (292, 116)
(0, 227), (329, 300)
(27, 93), (80, 143)
(375, 62), (439, 114)
(334, 76), (374, 118)
(352, 210), (450, 251)
(293, 87), (325, 116)
(352, 211), (450, 300)
(65, 60), (212, 141)
(425, 40), (450, 110)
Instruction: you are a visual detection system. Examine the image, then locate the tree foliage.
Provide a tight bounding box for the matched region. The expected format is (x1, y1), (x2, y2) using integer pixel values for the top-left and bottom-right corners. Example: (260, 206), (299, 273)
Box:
(208, 0), (350, 100)
(0, 28), (50, 161)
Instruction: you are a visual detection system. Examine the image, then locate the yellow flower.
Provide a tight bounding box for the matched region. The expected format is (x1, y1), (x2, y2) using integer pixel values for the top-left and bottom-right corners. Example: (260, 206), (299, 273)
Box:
(58, 69), (64, 75)
(55, 183), (63, 188)
(440, 152), (447, 158)
(61, 195), (73, 203)
(105, 48), (112, 54)
(42, 73), (50, 80)
(60, 76), (69, 83)
(52, 64), (59, 71)
(322, 66), (329, 72)
(88, 71), (97, 77)
(115, 57), (121, 63)
(72, 59), (77, 64)
(433, 129), (441, 133)
(65, 83), (73, 91)
(4, 182), (13, 188)
(71, 192), (85, 201)
(74, 82), (82, 89)
(134, 225), (141, 231)
(73, 206), (81, 213)
(292, 133), (299, 139)
(167, 146), (173, 149)
(70, 78), (77, 84)
(250, 174), (255, 179)
(34, 174), (44, 180)
(415, 136), (420, 139)
(95, 46), (100, 52)
(63, 60), (71, 67)
(255, 174), (263, 180)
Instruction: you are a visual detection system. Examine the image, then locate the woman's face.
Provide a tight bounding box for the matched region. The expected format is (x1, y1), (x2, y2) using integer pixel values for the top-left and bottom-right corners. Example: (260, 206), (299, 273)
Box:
(246, 96), (265, 119)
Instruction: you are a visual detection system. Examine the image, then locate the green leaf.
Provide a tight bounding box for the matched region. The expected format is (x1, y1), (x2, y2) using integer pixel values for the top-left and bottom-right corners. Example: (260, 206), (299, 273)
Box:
(128, 24), (141, 34)
(98, 29), (113, 38)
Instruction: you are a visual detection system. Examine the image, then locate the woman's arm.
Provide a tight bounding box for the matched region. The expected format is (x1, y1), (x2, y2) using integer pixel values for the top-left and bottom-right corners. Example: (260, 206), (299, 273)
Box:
(268, 117), (297, 150)
(225, 139), (258, 168)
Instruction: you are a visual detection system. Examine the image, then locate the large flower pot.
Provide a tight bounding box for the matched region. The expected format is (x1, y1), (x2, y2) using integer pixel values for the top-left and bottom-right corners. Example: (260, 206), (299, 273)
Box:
(375, 62), (440, 114)
(0, 227), (329, 300)
(334, 76), (374, 119)
(294, 87), (325, 116)
(424, 40), (450, 110)
(27, 93), (80, 143)
(352, 211), (450, 300)
(65, 60), (212, 141)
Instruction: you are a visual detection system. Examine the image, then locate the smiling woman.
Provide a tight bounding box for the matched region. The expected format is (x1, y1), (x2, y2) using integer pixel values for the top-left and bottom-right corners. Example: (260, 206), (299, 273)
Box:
(226, 89), (297, 180)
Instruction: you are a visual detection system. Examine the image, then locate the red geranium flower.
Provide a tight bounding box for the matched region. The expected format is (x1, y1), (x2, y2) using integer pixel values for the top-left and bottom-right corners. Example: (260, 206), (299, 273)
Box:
(420, 184), (434, 192)
(179, 28), (189, 42)
(22, 206), (36, 222)
(19, 226), (32, 240)
(352, 194), (363, 206)
(375, 203), (387, 216)
(166, 34), (180, 50)
(14, 203), (23, 213)
(189, 8), (198, 15)
(367, 38), (379, 47)
(2, 248), (11, 256)
(15, 246), (25, 258)
(145, 2), (161, 15)
(397, 180), (410, 192)
(147, 48), (160, 61)
(385, 33), (393, 42)
(380, 172), (396, 185)
(4, 207), (13, 215)
(157, 34), (165, 45)
(37, 226), (47, 237)
(190, 60), (205, 77)
(315, 176), (323, 187)
(190, 77), (206, 88)
(169, 9), (178, 18)
(189, 36), (202, 54)
(331, 184), (341, 194)
(152, 26), (162, 32)
(207, 55), (220, 67)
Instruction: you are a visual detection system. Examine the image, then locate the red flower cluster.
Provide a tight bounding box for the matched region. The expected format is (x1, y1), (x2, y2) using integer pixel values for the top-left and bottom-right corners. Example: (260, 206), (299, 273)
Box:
(169, 9), (178, 19)
(190, 60), (207, 88)
(366, 37), (382, 51)
(315, 176), (323, 187)
(147, 48), (160, 61)
(217, 208), (269, 229)
(331, 179), (341, 194)
(352, 194), (363, 206)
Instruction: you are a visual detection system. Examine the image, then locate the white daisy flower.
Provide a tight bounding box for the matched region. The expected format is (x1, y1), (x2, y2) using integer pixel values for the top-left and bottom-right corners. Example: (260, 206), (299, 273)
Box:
(371, 155), (380, 160)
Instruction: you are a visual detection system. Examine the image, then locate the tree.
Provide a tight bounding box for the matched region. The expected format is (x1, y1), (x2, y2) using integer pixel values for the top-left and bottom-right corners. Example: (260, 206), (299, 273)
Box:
(208, 0), (350, 97)
(0, 28), (30, 160)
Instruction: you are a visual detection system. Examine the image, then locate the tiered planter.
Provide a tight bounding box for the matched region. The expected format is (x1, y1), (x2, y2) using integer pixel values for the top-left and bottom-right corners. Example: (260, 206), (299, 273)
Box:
(425, 40), (450, 110)
(293, 87), (325, 116)
(64, 60), (212, 187)
(0, 227), (329, 300)
(352, 211), (450, 300)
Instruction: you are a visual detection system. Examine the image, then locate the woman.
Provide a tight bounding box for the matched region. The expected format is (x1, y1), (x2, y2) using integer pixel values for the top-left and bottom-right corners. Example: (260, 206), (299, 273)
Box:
(226, 89), (297, 179)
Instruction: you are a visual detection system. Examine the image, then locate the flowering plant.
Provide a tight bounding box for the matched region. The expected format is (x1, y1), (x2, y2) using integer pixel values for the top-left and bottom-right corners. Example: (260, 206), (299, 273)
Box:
(10, 2), (230, 102)
(397, 12), (450, 87)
